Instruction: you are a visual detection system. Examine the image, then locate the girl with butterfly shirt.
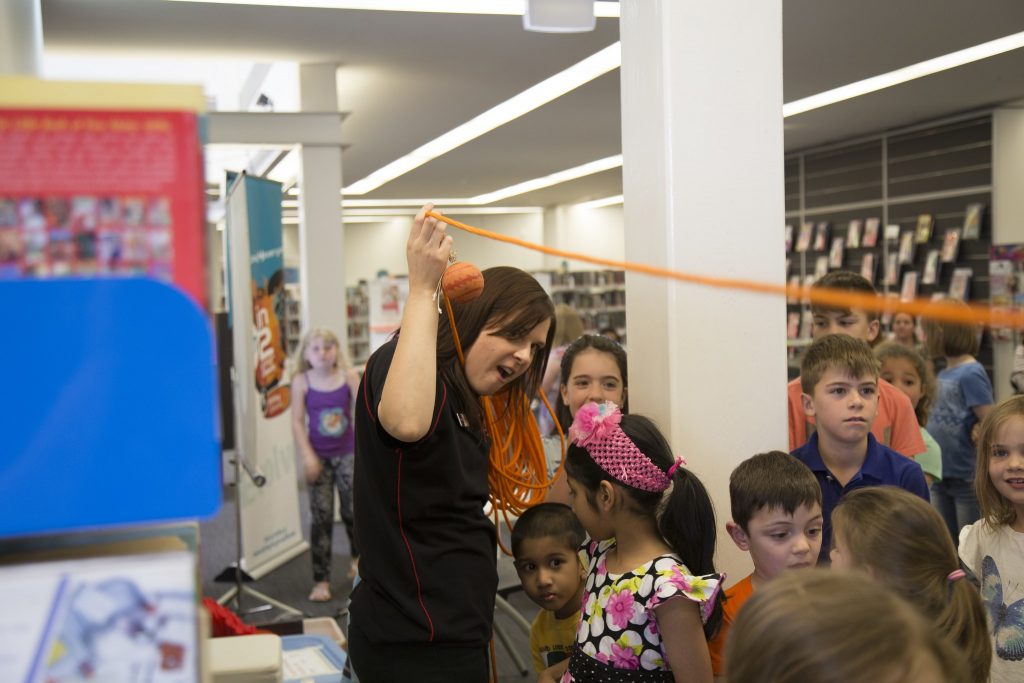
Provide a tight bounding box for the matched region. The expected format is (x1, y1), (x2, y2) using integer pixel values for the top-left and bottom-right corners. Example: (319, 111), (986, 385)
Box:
(960, 395), (1024, 683)
(830, 487), (991, 682)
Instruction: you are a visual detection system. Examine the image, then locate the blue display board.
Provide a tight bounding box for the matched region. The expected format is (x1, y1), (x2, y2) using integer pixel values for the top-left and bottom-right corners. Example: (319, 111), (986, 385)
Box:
(0, 278), (221, 538)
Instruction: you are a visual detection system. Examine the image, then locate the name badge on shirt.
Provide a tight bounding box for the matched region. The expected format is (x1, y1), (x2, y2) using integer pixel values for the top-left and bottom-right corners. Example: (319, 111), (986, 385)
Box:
(456, 412), (470, 428)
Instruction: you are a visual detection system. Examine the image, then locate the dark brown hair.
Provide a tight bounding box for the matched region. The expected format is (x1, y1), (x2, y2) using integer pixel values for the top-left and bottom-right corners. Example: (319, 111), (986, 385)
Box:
(438, 266), (555, 430)
(729, 451), (822, 532)
(922, 301), (981, 357)
(810, 270), (880, 322)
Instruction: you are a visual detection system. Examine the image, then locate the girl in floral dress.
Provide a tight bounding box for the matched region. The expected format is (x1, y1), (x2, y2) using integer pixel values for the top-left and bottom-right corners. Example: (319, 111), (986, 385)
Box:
(554, 401), (722, 683)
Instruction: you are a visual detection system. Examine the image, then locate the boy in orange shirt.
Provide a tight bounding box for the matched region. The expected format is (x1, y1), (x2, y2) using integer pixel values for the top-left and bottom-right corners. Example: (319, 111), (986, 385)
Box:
(708, 451), (823, 679)
(788, 271), (925, 457)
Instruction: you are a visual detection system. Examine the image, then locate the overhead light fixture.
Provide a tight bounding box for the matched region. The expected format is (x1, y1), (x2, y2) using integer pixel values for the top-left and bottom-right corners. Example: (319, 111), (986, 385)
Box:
(470, 154), (622, 204)
(342, 198), (478, 207)
(572, 194), (623, 210)
(784, 29), (1024, 117)
(344, 42), (620, 194)
(524, 0), (595, 33)
(165, 1), (621, 17)
(344, 206), (542, 216)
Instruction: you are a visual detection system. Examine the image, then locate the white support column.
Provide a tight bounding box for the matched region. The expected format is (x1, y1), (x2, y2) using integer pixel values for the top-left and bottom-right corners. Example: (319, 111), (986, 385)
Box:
(992, 104), (1024, 401)
(620, 1), (786, 581)
(298, 64), (347, 345)
(0, 0), (42, 76)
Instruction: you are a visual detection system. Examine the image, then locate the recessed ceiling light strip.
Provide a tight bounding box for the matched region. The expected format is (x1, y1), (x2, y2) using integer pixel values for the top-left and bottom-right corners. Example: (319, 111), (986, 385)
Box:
(165, 1), (621, 18)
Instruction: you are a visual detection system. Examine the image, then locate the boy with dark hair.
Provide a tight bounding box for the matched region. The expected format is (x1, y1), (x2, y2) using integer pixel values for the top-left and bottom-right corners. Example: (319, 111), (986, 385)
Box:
(787, 270), (925, 458)
(511, 503), (586, 675)
(791, 334), (929, 564)
(707, 451), (824, 678)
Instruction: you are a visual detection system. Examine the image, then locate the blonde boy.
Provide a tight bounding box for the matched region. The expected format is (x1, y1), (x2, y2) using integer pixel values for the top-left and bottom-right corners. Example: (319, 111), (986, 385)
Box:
(791, 334), (929, 564)
(787, 271), (925, 457)
(707, 451), (823, 678)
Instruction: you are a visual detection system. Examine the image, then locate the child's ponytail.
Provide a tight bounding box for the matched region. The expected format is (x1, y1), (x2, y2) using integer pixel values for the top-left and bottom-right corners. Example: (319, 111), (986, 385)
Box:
(938, 574), (992, 683)
(659, 466), (722, 639)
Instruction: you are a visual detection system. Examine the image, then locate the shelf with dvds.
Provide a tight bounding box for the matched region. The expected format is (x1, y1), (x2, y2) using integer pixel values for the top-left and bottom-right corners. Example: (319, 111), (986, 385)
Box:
(784, 113), (994, 373)
(547, 269), (627, 343)
(284, 283), (302, 355)
(346, 281), (370, 367)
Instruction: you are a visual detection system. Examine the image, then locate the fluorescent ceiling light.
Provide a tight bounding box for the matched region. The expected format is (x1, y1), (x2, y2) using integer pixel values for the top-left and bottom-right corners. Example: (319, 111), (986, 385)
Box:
(572, 194), (623, 210)
(784, 29), (1024, 117)
(343, 198), (479, 207)
(344, 206), (542, 216)
(165, 1), (620, 17)
(344, 42), (621, 194)
(470, 154), (621, 204)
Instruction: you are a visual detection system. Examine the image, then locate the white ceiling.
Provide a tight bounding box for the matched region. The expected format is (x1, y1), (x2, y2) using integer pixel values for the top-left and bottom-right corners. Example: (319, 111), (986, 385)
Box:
(38, 0), (1024, 208)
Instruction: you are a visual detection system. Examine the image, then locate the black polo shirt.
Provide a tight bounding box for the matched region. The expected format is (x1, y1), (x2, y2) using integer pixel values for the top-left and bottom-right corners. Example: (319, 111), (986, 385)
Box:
(351, 337), (497, 647)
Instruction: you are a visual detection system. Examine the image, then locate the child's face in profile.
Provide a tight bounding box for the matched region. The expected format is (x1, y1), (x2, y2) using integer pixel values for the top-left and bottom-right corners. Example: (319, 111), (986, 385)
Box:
(828, 528), (853, 570)
(811, 308), (880, 344)
(802, 369), (879, 445)
(729, 504), (823, 584)
(514, 536), (585, 619)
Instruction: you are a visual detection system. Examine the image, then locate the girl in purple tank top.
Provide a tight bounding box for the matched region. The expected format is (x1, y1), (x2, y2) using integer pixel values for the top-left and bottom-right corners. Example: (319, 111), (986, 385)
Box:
(291, 328), (361, 603)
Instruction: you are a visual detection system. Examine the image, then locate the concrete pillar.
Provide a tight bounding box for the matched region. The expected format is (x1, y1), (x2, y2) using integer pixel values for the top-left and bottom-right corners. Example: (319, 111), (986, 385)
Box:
(0, 0), (42, 76)
(620, 0), (786, 581)
(992, 105), (1024, 401)
(297, 64), (347, 346)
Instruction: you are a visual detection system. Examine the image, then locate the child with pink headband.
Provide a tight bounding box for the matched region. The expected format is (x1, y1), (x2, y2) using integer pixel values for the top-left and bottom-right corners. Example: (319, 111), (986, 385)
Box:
(543, 401), (722, 683)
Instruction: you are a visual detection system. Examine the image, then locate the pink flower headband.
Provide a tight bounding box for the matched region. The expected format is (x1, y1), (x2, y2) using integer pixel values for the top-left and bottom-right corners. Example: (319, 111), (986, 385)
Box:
(568, 401), (684, 493)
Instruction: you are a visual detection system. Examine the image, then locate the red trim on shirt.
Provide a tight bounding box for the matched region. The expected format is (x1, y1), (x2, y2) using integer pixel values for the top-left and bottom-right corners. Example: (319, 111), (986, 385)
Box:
(396, 449), (435, 641)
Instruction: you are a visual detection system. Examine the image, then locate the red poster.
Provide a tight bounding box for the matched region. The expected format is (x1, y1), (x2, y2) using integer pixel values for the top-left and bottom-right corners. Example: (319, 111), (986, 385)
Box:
(0, 109), (206, 306)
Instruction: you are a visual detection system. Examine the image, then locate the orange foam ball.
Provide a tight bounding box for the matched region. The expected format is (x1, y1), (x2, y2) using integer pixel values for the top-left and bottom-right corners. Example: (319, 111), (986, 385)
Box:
(442, 261), (485, 304)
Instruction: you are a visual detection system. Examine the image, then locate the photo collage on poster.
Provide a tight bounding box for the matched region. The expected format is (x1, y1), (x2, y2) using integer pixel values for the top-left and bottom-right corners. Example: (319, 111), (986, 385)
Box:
(0, 195), (174, 281)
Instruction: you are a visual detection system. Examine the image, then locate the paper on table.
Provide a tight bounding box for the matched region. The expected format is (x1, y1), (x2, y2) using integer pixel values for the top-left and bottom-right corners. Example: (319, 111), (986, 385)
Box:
(282, 646), (341, 678)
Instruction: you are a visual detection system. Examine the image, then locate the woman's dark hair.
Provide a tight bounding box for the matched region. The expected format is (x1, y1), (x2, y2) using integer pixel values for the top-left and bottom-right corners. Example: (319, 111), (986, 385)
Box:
(438, 266), (555, 430)
(565, 413), (721, 639)
(555, 334), (629, 429)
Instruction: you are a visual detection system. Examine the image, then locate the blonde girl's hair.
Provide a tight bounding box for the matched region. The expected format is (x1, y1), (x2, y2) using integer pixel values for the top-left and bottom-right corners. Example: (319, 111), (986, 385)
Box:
(874, 341), (935, 426)
(975, 395), (1024, 527)
(293, 328), (349, 378)
(726, 570), (970, 683)
(552, 303), (585, 347)
(831, 487), (991, 683)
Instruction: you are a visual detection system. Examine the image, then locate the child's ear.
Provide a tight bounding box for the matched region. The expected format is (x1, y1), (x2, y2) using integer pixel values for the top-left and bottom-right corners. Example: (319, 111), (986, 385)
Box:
(801, 392), (816, 417)
(597, 480), (615, 512)
(726, 521), (751, 551)
(560, 383), (570, 407)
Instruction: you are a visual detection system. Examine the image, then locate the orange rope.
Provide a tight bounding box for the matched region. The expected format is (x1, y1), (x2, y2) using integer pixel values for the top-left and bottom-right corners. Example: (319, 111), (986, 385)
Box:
(427, 211), (1024, 330)
(441, 291), (565, 556)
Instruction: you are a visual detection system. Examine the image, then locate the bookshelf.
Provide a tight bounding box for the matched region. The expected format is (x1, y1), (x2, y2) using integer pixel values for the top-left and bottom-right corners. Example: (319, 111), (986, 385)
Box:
(548, 269), (627, 343)
(284, 283), (301, 355)
(346, 282), (370, 366)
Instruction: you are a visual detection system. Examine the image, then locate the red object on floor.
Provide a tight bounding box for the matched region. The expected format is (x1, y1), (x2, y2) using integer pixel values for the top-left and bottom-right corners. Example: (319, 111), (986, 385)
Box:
(203, 597), (271, 637)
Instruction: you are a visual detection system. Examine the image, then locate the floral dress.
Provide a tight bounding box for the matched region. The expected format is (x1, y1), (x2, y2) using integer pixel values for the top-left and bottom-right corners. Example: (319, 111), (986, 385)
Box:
(560, 538), (721, 683)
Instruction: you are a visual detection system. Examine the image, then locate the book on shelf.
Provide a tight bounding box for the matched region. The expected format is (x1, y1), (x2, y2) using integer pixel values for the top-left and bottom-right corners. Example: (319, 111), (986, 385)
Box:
(914, 214), (934, 244)
(949, 267), (972, 301)
(900, 271), (919, 302)
(921, 249), (940, 285)
(884, 223), (901, 242)
(787, 274), (801, 304)
(846, 219), (862, 248)
(812, 222), (829, 251)
(828, 236), (845, 268)
(798, 310), (814, 340)
(898, 231), (916, 265)
(881, 293), (898, 328)
(860, 252), (876, 284)
(814, 255), (829, 280)
(940, 228), (962, 263)
(963, 203), (984, 240)
(787, 312), (800, 340)
(785, 224), (794, 253)
(884, 252), (899, 286)
(796, 222), (813, 252)
(863, 218), (880, 247)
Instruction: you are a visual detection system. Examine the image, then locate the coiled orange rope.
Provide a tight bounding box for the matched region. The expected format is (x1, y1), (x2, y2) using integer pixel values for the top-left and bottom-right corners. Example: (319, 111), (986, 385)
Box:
(427, 211), (1024, 330)
(441, 292), (565, 555)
